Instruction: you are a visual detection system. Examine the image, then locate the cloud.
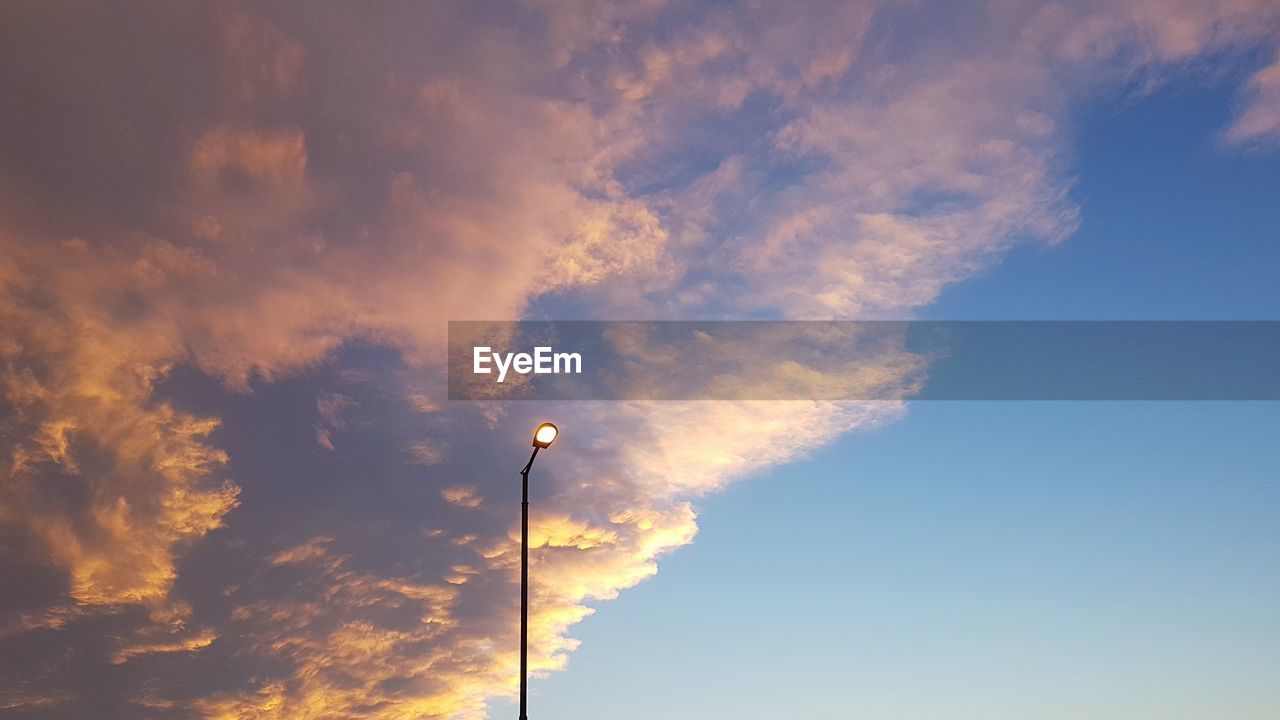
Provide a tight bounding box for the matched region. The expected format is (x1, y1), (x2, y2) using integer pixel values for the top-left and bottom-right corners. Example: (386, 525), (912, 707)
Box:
(0, 0), (1276, 717)
(407, 440), (446, 465)
(315, 393), (355, 451)
(111, 627), (218, 665)
(220, 11), (307, 102)
(1226, 51), (1280, 143)
(441, 486), (484, 509)
(1, 233), (241, 608)
(197, 541), (472, 718)
(315, 427), (336, 452)
(190, 127), (308, 194)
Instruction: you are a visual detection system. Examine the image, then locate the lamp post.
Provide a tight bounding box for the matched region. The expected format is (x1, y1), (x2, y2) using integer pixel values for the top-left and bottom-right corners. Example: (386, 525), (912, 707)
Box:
(519, 422), (557, 720)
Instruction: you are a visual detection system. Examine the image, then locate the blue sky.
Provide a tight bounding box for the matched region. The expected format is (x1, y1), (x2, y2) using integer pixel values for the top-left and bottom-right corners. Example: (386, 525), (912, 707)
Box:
(498, 72), (1280, 719)
(929, 71), (1280, 320)
(523, 403), (1280, 720)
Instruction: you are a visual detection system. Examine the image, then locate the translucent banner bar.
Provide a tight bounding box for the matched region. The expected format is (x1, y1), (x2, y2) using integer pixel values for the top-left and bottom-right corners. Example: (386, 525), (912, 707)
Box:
(447, 321), (1280, 401)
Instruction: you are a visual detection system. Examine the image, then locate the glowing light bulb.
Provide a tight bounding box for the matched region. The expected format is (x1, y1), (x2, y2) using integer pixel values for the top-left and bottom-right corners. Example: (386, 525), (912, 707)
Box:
(533, 422), (558, 448)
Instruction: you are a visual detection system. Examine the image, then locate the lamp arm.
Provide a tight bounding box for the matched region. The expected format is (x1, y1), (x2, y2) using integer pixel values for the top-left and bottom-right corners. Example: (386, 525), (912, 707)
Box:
(520, 446), (540, 477)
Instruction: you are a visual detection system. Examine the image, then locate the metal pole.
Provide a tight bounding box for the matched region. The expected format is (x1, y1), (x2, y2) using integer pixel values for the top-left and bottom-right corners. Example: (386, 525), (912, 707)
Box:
(519, 445), (539, 720)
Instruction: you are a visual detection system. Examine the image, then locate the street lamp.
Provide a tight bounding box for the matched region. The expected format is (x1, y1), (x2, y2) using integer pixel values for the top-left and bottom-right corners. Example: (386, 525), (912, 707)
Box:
(519, 422), (557, 720)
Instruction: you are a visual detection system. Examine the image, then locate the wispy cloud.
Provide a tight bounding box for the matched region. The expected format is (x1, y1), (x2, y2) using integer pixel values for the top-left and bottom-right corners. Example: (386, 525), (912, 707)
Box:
(1226, 50), (1280, 144)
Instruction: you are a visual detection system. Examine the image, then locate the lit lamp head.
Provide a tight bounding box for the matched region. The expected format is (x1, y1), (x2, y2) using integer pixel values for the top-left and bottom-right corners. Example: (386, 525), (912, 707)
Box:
(532, 422), (558, 448)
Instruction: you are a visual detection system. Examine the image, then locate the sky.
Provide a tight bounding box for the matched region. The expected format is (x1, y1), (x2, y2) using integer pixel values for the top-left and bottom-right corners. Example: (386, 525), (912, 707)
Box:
(509, 74), (1280, 719)
(0, 1), (1278, 718)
